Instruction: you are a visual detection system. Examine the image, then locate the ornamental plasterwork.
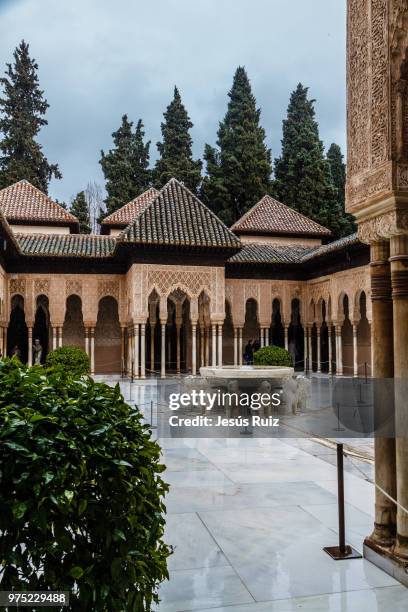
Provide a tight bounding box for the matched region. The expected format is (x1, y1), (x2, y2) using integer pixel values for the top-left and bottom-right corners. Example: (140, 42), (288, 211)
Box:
(397, 163), (408, 189)
(147, 268), (212, 299)
(98, 280), (119, 300)
(346, 164), (392, 210)
(390, 1), (408, 77)
(66, 280), (82, 297)
(10, 279), (26, 296)
(358, 209), (408, 243)
(34, 279), (50, 296)
(244, 283), (260, 302)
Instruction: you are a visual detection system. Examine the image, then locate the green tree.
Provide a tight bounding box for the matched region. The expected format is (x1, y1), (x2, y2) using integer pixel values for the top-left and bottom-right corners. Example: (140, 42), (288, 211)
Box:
(272, 84), (348, 238)
(100, 115), (151, 216)
(0, 40), (61, 192)
(153, 87), (202, 193)
(70, 191), (91, 234)
(327, 142), (355, 235)
(201, 67), (272, 226)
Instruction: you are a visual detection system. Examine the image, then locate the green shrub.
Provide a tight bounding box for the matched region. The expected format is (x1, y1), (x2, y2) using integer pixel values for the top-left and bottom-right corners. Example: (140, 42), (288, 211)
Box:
(253, 345), (293, 367)
(0, 358), (171, 611)
(45, 345), (90, 377)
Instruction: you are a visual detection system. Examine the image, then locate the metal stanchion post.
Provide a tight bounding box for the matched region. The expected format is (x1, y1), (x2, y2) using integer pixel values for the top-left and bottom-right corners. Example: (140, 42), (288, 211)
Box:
(323, 443), (362, 560)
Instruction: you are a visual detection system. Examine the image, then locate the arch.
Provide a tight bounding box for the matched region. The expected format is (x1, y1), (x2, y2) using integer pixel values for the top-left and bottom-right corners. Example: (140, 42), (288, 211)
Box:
(7, 295), (28, 362)
(357, 291), (371, 376)
(341, 294), (353, 376)
(223, 299), (234, 365)
(63, 295), (85, 350)
(243, 298), (260, 353)
(309, 298), (316, 323)
(95, 296), (121, 374)
(33, 295), (51, 363)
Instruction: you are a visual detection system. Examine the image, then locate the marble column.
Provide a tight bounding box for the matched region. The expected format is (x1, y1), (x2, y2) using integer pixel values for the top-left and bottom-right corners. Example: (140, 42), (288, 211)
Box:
(53, 327), (57, 351)
(368, 241), (396, 546)
(217, 324), (223, 367)
(239, 328), (243, 365)
(317, 328), (321, 373)
(353, 323), (358, 377)
(3, 327), (7, 357)
(140, 323), (146, 379)
(58, 327), (63, 348)
(200, 325), (205, 367)
(260, 328), (265, 347)
(85, 327), (89, 357)
(212, 324), (217, 366)
(335, 326), (343, 375)
(265, 328), (269, 346)
(328, 325), (333, 375)
(390, 235), (408, 558)
(27, 326), (33, 366)
(176, 324), (181, 374)
(308, 326), (313, 372)
(205, 327), (210, 366)
(191, 322), (197, 375)
(133, 324), (139, 379)
(161, 322), (166, 378)
(233, 327), (238, 365)
(90, 328), (95, 375)
(304, 327), (308, 372)
(284, 325), (289, 351)
(121, 326), (126, 375)
(150, 323), (155, 373)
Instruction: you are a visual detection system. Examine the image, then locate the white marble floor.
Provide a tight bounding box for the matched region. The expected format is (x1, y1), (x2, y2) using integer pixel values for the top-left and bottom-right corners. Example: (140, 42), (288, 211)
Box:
(155, 437), (408, 612)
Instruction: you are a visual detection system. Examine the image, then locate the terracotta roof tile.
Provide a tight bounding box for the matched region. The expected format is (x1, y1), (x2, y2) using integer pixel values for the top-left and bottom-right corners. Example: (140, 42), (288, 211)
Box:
(231, 195), (331, 237)
(15, 233), (115, 258)
(228, 242), (312, 264)
(300, 233), (360, 261)
(0, 181), (79, 227)
(120, 178), (241, 249)
(101, 187), (159, 227)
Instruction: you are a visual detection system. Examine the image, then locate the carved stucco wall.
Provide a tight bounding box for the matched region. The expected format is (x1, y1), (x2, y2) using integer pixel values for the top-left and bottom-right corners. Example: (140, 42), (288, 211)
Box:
(346, 0), (408, 217)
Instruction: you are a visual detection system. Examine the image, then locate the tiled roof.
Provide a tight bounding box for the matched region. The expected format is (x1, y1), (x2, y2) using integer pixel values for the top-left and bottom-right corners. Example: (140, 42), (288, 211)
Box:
(101, 187), (159, 227)
(300, 233), (360, 261)
(120, 178), (241, 249)
(0, 181), (79, 227)
(231, 195), (331, 237)
(15, 233), (116, 258)
(228, 242), (312, 264)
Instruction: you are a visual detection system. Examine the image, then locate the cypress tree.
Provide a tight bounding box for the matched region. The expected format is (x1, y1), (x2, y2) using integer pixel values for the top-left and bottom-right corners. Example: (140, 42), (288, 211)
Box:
(70, 191), (91, 234)
(0, 40), (61, 192)
(100, 115), (151, 216)
(201, 67), (272, 226)
(153, 87), (202, 193)
(272, 84), (348, 238)
(327, 143), (355, 235)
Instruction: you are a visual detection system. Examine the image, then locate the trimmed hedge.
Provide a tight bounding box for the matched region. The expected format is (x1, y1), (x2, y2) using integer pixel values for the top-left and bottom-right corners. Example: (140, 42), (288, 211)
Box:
(253, 345), (293, 367)
(45, 346), (90, 377)
(0, 358), (170, 611)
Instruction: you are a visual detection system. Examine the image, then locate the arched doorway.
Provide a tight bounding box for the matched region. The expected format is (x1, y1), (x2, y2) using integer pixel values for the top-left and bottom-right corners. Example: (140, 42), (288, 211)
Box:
(289, 298), (304, 370)
(63, 295), (85, 350)
(33, 295), (51, 363)
(271, 298), (284, 347)
(95, 296), (121, 374)
(8, 295), (28, 362)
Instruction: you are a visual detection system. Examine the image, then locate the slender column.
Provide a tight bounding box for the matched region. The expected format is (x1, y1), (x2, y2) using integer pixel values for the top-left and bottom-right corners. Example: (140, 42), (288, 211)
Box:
(90, 328), (95, 375)
(352, 323), (358, 377)
(260, 328), (265, 348)
(150, 323), (155, 373)
(85, 327), (89, 357)
(284, 325), (289, 351)
(134, 324), (139, 379)
(317, 328), (321, 373)
(265, 327), (269, 346)
(328, 325), (333, 374)
(233, 327), (238, 366)
(53, 327), (57, 351)
(205, 327), (210, 366)
(161, 322), (166, 378)
(217, 324), (223, 367)
(3, 327), (7, 357)
(390, 235), (408, 557)
(308, 326), (312, 371)
(304, 326), (308, 372)
(59, 327), (63, 348)
(128, 327), (133, 376)
(200, 325), (205, 367)
(120, 326), (125, 375)
(176, 324), (181, 374)
(335, 326), (343, 375)
(191, 322), (197, 375)
(27, 326), (33, 366)
(140, 323), (146, 379)
(238, 328), (243, 365)
(366, 242), (396, 546)
(212, 324), (217, 366)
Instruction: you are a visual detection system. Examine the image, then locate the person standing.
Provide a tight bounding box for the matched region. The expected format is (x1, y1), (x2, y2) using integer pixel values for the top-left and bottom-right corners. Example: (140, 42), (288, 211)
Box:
(244, 339), (253, 364)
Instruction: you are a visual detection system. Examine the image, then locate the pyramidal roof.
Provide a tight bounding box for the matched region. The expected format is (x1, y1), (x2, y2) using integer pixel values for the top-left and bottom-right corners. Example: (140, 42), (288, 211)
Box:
(231, 195), (331, 237)
(120, 178), (241, 249)
(0, 180), (79, 229)
(101, 187), (159, 229)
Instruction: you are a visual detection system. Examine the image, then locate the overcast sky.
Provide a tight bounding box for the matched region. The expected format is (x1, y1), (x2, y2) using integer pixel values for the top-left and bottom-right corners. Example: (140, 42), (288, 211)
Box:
(0, 0), (346, 204)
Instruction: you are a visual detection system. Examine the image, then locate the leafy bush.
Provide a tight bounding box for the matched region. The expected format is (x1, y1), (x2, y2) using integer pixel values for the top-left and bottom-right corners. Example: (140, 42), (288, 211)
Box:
(45, 345), (90, 377)
(0, 358), (170, 611)
(253, 345), (293, 367)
